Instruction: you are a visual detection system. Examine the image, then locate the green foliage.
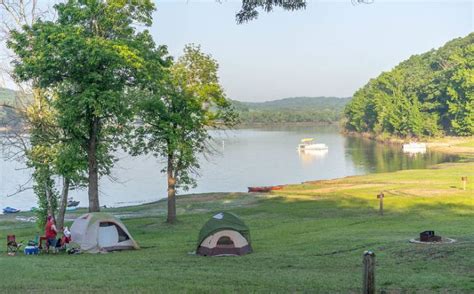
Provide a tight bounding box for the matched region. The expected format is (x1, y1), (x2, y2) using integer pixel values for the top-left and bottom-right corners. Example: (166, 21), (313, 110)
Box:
(233, 97), (350, 124)
(8, 0), (161, 211)
(344, 33), (474, 137)
(236, 0), (306, 24)
(24, 90), (60, 228)
(133, 44), (237, 191)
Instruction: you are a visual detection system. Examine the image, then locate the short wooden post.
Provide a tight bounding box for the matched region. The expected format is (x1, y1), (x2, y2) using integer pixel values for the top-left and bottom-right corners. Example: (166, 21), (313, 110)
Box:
(362, 251), (375, 294)
(377, 193), (384, 216)
(461, 176), (467, 191)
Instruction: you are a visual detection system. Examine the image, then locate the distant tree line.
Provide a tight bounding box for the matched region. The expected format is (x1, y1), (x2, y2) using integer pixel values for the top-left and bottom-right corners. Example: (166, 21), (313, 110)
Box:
(344, 33), (473, 137)
(233, 97), (351, 124)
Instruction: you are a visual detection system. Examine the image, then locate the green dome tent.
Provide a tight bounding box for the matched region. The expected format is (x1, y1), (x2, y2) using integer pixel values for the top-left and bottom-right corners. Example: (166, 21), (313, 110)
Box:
(196, 212), (252, 256)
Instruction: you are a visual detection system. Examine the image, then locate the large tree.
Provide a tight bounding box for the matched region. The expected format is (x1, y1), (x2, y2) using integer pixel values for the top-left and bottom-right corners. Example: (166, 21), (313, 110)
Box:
(0, 1), (69, 228)
(8, 0), (160, 212)
(133, 45), (237, 223)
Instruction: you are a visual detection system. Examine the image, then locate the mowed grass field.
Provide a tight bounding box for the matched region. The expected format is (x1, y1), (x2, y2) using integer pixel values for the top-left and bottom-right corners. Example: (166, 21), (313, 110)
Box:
(0, 161), (473, 292)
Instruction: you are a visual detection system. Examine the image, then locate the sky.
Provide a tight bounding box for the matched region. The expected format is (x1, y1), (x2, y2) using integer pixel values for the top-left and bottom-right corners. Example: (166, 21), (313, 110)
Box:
(1, 0), (473, 102)
(151, 0), (473, 102)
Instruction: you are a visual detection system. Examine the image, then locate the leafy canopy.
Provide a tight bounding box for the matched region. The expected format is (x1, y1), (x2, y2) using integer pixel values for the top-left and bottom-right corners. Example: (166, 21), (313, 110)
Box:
(8, 0), (162, 176)
(133, 44), (237, 190)
(344, 33), (474, 137)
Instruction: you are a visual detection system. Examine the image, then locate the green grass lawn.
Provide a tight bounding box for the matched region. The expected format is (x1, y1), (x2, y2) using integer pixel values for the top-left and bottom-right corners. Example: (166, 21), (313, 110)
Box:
(0, 161), (473, 293)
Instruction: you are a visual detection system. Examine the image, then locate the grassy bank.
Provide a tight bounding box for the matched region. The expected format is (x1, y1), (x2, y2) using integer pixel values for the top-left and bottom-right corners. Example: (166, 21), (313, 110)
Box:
(1, 142), (473, 292)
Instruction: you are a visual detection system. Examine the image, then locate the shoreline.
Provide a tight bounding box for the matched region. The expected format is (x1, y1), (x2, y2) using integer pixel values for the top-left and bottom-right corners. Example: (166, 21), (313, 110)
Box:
(2, 129), (472, 215)
(343, 131), (474, 157)
(234, 121), (340, 128)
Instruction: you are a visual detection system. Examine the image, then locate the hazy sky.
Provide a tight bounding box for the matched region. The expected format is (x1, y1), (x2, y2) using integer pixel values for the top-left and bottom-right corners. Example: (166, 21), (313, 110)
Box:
(151, 0), (473, 101)
(1, 1), (472, 101)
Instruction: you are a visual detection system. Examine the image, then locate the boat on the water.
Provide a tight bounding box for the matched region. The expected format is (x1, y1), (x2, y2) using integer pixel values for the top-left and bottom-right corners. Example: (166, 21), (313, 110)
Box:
(67, 198), (80, 207)
(248, 185), (284, 193)
(298, 138), (328, 151)
(402, 142), (427, 154)
(3, 207), (20, 214)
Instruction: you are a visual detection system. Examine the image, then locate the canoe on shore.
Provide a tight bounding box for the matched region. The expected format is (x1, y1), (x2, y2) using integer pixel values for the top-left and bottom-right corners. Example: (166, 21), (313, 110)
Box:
(248, 185), (284, 193)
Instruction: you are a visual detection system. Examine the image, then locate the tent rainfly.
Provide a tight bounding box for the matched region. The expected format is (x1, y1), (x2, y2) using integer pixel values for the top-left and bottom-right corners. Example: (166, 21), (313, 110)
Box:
(196, 212), (252, 256)
(70, 212), (139, 253)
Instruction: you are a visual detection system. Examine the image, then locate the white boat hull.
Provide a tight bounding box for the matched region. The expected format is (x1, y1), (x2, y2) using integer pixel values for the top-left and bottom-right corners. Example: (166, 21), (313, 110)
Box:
(403, 143), (427, 154)
(298, 143), (328, 150)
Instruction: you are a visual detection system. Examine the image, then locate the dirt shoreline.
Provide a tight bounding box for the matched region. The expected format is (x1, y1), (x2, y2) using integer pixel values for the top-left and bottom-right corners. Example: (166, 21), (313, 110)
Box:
(343, 131), (474, 156)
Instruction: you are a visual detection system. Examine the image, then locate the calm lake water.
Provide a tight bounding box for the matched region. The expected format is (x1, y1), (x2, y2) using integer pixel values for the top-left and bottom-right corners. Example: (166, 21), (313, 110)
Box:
(0, 125), (456, 211)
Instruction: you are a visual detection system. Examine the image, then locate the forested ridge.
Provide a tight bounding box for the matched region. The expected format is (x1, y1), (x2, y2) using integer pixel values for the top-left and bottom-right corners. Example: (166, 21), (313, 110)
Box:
(233, 96), (351, 124)
(1, 91), (349, 126)
(344, 33), (473, 137)
(0, 87), (22, 125)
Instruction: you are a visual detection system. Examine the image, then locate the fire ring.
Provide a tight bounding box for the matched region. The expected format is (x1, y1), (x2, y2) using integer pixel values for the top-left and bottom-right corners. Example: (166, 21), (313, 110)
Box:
(409, 238), (456, 244)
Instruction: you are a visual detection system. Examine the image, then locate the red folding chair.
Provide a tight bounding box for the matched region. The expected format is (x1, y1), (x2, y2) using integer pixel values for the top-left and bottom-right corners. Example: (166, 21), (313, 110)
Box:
(7, 235), (20, 255)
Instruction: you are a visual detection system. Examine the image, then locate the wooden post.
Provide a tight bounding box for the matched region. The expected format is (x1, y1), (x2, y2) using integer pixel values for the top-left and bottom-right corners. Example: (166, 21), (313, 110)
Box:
(362, 251), (375, 294)
(461, 176), (467, 191)
(377, 193), (384, 216)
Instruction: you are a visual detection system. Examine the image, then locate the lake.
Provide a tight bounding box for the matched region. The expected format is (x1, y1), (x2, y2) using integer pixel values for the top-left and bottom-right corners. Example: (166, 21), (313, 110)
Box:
(0, 125), (457, 211)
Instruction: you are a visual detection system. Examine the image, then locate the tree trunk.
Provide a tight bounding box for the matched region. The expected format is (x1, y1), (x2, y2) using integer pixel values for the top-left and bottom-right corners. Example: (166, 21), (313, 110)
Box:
(88, 117), (100, 212)
(45, 182), (55, 220)
(56, 177), (70, 230)
(167, 154), (177, 224)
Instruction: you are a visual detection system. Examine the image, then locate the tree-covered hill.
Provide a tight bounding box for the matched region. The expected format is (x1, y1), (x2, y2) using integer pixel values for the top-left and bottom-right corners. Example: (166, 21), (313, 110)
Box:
(0, 87), (16, 104)
(1, 89), (350, 127)
(0, 87), (22, 125)
(233, 96), (351, 124)
(344, 33), (473, 137)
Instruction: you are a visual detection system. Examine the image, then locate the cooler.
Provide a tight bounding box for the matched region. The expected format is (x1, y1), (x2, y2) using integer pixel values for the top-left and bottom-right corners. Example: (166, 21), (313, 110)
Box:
(24, 246), (39, 255)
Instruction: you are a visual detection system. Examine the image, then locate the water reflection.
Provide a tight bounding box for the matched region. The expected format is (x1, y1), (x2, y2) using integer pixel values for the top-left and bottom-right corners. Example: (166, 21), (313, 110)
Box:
(344, 136), (457, 173)
(0, 126), (460, 210)
(298, 149), (328, 166)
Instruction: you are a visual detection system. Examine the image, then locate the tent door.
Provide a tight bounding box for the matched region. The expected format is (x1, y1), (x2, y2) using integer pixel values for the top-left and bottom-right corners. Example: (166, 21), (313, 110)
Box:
(216, 236), (235, 248)
(98, 225), (119, 248)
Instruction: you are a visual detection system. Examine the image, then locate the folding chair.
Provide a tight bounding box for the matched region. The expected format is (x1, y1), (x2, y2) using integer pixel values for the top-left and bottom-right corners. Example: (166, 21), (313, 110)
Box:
(7, 235), (20, 255)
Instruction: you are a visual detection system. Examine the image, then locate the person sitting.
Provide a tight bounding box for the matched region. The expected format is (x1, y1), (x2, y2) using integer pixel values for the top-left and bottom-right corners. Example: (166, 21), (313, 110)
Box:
(59, 226), (72, 248)
(45, 215), (58, 253)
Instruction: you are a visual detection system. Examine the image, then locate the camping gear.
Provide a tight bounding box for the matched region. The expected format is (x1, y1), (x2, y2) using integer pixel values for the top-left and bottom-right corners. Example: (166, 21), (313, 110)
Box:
(66, 243), (81, 255)
(39, 236), (47, 250)
(3, 207), (20, 214)
(7, 235), (21, 255)
(70, 212), (139, 253)
(24, 246), (39, 255)
(248, 185), (284, 193)
(27, 240), (37, 247)
(196, 212), (252, 256)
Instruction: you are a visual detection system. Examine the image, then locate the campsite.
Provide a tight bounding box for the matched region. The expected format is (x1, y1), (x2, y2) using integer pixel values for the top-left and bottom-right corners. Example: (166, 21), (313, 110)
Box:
(0, 0), (473, 293)
(0, 147), (473, 291)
